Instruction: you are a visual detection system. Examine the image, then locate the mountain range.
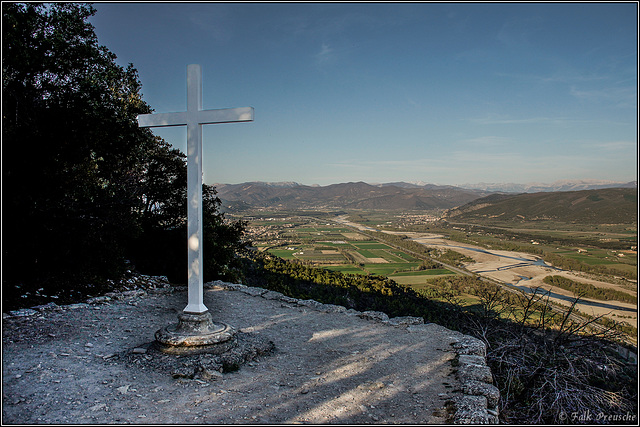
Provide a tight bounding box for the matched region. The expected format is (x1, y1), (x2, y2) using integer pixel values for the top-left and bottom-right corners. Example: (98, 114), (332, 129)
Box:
(213, 180), (637, 213)
(213, 181), (492, 211)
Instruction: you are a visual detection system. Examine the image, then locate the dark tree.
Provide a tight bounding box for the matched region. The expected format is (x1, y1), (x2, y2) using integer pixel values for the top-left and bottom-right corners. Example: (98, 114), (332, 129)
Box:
(3, 3), (149, 293)
(128, 137), (248, 284)
(2, 3), (246, 308)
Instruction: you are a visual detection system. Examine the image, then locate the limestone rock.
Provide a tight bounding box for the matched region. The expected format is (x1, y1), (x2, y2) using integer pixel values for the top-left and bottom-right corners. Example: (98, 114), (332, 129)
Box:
(86, 296), (111, 304)
(66, 303), (90, 310)
(451, 336), (486, 357)
(458, 354), (486, 367)
(458, 364), (493, 384)
(203, 280), (225, 289)
(9, 309), (38, 317)
(358, 311), (389, 322)
(279, 295), (299, 304)
(297, 299), (324, 310)
(407, 323), (434, 333)
(238, 286), (268, 297)
(462, 380), (500, 409)
(452, 395), (493, 424)
(319, 303), (347, 314)
(386, 316), (424, 326)
(261, 290), (285, 300)
(224, 283), (248, 291)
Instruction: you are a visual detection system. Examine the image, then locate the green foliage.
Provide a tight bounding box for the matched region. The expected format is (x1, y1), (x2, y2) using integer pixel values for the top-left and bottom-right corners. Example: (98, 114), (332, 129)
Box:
(241, 252), (462, 327)
(2, 3), (246, 308)
(540, 251), (637, 280)
(439, 248), (474, 266)
(3, 3), (148, 295)
(543, 275), (637, 304)
(418, 259), (441, 269)
(364, 229), (472, 267)
(448, 188), (638, 225)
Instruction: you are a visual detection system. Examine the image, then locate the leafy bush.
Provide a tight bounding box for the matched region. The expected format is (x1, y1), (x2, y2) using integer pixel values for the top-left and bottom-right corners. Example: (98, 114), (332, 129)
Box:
(543, 275), (637, 304)
(240, 251), (462, 326)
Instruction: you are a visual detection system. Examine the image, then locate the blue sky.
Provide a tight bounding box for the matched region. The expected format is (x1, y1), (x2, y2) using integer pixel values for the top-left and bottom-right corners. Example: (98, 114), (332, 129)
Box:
(90, 2), (637, 186)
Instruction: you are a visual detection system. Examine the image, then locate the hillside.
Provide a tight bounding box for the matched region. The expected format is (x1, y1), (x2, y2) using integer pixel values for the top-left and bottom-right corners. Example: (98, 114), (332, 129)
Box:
(214, 181), (490, 211)
(444, 187), (638, 225)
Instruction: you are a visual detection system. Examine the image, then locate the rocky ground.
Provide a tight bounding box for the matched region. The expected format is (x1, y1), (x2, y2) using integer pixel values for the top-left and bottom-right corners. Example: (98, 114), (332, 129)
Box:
(3, 276), (497, 424)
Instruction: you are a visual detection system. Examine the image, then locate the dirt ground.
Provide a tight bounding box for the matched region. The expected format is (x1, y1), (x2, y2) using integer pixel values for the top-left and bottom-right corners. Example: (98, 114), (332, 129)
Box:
(2, 285), (465, 424)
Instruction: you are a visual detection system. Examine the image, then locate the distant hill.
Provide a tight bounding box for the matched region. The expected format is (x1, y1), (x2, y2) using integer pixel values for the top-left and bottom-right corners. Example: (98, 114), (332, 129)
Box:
(444, 188), (638, 224)
(458, 179), (637, 193)
(214, 181), (491, 211)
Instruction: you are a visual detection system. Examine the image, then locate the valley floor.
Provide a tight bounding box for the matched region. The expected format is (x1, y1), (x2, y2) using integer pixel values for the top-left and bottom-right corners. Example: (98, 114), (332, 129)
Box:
(333, 216), (638, 333)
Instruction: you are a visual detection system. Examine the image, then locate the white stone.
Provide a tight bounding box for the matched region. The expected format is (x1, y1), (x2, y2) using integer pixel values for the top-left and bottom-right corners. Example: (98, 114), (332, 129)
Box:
(9, 308), (38, 317)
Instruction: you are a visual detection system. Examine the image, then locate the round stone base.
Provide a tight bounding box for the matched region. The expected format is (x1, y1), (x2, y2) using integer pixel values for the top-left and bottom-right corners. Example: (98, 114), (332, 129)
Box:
(155, 311), (237, 355)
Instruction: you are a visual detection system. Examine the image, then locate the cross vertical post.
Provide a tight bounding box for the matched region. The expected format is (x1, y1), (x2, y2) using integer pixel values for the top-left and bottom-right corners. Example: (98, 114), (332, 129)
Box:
(137, 64), (253, 316)
(186, 64), (206, 314)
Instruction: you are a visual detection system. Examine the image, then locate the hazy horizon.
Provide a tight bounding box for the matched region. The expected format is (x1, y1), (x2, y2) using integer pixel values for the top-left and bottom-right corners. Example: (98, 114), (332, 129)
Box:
(212, 178), (637, 189)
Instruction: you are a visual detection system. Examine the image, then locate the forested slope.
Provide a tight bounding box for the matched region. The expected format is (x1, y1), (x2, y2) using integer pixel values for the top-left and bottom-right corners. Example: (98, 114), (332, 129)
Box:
(445, 188), (637, 224)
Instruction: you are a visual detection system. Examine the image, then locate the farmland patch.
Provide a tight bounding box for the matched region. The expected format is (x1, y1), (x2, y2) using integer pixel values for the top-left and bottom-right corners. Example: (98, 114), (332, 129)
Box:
(365, 258), (389, 264)
(341, 232), (369, 240)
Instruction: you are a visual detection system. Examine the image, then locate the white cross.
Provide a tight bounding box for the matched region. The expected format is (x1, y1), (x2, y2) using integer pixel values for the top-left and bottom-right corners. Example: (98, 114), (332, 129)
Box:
(137, 64), (253, 314)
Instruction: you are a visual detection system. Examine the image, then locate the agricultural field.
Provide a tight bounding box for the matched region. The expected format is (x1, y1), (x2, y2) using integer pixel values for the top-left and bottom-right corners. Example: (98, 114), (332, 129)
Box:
(349, 210), (637, 280)
(241, 212), (456, 287)
(239, 209), (637, 341)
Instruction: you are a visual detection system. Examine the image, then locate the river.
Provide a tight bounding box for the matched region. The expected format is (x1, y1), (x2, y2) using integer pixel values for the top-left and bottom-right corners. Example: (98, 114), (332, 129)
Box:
(508, 280), (637, 313)
(333, 217), (636, 314)
(444, 244), (563, 272)
(426, 242), (636, 313)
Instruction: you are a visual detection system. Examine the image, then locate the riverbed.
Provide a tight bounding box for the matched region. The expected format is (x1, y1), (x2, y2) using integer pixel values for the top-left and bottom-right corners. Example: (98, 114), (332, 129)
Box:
(409, 232), (637, 323)
(333, 217), (637, 327)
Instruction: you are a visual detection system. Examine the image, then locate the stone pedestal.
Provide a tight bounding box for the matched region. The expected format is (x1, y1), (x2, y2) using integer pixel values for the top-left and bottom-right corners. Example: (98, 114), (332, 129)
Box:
(155, 311), (237, 355)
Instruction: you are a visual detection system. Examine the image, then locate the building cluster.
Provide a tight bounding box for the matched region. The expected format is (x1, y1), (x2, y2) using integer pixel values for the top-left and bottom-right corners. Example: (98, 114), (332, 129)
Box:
(393, 213), (441, 229)
(242, 220), (297, 246)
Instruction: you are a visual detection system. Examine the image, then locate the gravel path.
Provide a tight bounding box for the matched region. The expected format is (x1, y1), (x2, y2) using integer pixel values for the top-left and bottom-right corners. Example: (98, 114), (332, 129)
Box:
(3, 284), (467, 424)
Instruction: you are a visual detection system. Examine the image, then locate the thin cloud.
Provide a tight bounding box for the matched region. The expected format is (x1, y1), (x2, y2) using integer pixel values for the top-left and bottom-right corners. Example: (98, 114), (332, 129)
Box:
(461, 136), (511, 147)
(469, 116), (575, 125)
(327, 157), (444, 170)
(590, 140), (637, 151)
(406, 98), (420, 107)
(495, 71), (608, 84)
(315, 43), (334, 64)
(569, 85), (636, 108)
(495, 15), (543, 48)
(183, 7), (233, 44)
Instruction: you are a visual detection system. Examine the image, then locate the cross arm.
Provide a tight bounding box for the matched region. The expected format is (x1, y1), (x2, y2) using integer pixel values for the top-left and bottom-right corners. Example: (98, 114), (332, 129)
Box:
(137, 107), (253, 128)
(137, 111), (188, 128)
(196, 107), (254, 125)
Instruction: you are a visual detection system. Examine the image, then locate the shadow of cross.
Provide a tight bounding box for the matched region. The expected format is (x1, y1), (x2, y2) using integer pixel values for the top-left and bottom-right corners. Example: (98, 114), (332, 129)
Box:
(137, 64), (253, 315)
